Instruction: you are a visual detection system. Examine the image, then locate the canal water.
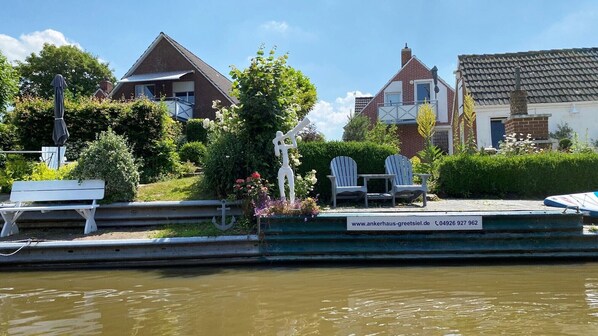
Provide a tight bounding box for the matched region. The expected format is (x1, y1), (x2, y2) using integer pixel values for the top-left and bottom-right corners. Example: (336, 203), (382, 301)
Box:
(2, 263), (598, 335)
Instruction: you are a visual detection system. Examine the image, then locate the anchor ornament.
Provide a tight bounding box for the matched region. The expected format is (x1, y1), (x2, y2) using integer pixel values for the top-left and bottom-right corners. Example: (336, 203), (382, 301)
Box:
(212, 199), (236, 231)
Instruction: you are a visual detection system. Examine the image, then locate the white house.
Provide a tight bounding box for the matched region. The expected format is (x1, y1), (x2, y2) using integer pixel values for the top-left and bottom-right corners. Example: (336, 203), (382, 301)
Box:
(454, 48), (598, 149)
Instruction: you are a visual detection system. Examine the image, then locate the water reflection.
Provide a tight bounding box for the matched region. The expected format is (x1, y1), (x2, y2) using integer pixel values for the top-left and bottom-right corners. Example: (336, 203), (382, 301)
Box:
(2, 264), (598, 335)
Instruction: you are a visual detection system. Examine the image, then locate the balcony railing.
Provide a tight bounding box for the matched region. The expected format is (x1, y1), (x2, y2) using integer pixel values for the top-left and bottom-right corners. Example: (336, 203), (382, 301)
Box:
(155, 97), (194, 121)
(378, 100), (438, 124)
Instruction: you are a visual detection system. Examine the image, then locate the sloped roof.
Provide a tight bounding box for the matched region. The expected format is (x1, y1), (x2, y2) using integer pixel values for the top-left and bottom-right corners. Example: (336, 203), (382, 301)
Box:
(112, 32), (236, 103)
(162, 33), (237, 104)
(459, 48), (598, 105)
(359, 56), (454, 115)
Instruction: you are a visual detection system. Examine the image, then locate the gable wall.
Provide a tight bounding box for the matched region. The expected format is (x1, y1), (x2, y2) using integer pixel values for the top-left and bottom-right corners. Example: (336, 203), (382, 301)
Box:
(360, 58), (455, 157)
(111, 38), (232, 119)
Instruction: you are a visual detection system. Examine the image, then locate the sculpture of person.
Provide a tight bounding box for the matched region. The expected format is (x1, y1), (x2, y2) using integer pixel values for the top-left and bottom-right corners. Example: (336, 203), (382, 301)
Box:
(273, 118), (310, 203)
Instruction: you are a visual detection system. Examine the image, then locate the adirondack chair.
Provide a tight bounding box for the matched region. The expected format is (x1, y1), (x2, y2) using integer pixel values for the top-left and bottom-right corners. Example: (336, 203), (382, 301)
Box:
(328, 156), (367, 208)
(384, 154), (430, 206)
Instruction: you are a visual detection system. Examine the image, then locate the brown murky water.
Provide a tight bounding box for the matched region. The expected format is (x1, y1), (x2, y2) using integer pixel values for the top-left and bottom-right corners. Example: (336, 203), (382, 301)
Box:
(2, 263), (598, 335)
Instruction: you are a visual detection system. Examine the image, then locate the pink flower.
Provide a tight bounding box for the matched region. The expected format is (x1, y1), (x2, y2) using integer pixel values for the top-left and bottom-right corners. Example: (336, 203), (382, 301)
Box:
(251, 172), (261, 179)
(235, 179), (244, 184)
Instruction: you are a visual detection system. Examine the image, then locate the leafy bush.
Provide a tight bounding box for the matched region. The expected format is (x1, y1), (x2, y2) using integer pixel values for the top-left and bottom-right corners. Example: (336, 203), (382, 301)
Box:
(139, 139), (182, 183)
(550, 121), (573, 140)
(69, 129), (140, 203)
(297, 141), (397, 201)
(179, 141), (207, 166)
(28, 162), (76, 181)
(437, 152), (598, 198)
(0, 123), (19, 150)
(7, 97), (179, 183)
(559, 138), (572, 151)
(185, 118), (208, 143)
(202, 132), (249, 197)
(0, 155), (34, 193)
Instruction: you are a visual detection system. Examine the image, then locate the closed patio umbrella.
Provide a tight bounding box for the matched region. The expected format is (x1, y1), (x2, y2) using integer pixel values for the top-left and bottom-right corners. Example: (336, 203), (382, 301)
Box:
(51, 74), (69, 168)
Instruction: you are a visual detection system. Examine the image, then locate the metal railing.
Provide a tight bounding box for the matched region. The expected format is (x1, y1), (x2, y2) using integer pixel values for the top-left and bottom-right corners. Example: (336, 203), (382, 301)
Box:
(9, 200), (243, 227)
(155, 97), (194, 121)
(377, 100), (438, 124)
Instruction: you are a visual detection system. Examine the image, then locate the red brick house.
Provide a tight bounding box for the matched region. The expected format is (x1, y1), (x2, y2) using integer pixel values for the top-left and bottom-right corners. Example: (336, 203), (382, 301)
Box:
(358, 44), (455, 158)
(110, 32), (237, 121)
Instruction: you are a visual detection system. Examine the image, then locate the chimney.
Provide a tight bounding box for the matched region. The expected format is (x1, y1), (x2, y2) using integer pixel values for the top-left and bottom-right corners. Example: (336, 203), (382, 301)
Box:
(504, 66), (551, 145)
(99, 79), (113, 94)
(510, 67), (527, 115)
(401, 43), (412, 67)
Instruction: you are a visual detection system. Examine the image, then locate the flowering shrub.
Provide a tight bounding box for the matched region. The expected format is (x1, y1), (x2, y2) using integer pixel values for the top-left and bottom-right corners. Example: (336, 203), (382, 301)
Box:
(255, 197), (320, 217)
(202, 100), (243, 140)
(232, 172), (271, 217)
(70, 129), (140, 202)
(498, 133), (538, 155)
(294, 169), (317, 199)
(570, 132), (596, 154)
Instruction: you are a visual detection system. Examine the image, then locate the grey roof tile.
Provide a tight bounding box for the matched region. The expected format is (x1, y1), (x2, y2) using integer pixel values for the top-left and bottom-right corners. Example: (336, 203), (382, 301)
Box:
(459, 47), (598, 105)
(161, 33), (238, 104)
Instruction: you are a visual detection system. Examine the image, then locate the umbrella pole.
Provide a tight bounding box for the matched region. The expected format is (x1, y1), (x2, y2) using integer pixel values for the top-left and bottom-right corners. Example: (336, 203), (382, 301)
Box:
(57, 146), (61, 169)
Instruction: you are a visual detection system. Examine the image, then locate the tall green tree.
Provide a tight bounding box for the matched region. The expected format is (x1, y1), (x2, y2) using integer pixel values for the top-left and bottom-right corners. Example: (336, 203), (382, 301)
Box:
(365, 120), (400, 151)
(0, 50), (18, 114)
(230, 47), (316, 136)
(203, 47), (318, 196)
(342, 112), (370, 141)
(16, 44), (115, 99)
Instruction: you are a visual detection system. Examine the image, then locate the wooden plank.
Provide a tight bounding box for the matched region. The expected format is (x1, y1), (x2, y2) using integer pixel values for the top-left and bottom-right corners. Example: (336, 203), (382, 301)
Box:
(0, 205), (97, 213)
(12, 179), (104, 191)
(10, 180), (105, 202)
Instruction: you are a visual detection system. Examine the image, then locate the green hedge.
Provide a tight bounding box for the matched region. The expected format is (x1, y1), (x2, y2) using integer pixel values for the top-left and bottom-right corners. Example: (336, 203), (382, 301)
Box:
(437, 152), (598, 198)
(8, 97), (181, 183)
(297, 141), (397, 201)
(179, 141), (207, 166)
(185, 119), (208, 143)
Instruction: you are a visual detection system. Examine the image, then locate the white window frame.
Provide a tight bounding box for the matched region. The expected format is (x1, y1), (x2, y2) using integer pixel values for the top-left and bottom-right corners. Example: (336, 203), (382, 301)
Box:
(414, 79), (434, 103)
(384, 92), (402, 106)
(173, 81), (195, 104)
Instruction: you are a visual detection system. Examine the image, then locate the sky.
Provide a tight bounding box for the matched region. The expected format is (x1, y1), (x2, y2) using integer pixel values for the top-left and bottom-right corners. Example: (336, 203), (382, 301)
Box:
(2, 0), (598, 140)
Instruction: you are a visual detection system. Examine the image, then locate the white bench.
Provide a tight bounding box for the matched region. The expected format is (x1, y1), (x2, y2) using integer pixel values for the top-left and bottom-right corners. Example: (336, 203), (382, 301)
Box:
(0, 180), (105, 238)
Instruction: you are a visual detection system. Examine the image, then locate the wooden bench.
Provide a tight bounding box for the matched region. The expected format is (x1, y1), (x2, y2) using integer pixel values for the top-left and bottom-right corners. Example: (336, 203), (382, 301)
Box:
(0, 180), (105, 237)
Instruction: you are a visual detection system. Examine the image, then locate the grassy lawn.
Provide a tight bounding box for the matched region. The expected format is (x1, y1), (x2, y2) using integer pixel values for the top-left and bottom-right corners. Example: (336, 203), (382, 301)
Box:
(136, 175), (212, 201)
(151, 220), (254, 238)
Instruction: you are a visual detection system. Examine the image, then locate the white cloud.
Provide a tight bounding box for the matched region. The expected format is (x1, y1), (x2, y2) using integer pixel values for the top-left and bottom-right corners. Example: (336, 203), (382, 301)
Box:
(260, 20), (290, 33)
(0, 29), (80, 63)
(258, 20), (316, 41)
(306, 91), (372, 141)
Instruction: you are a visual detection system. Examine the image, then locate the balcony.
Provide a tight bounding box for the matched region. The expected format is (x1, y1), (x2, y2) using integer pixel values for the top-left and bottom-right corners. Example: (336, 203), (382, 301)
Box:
(378, 100), (438, 124)
(156, 97), (194, 121)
